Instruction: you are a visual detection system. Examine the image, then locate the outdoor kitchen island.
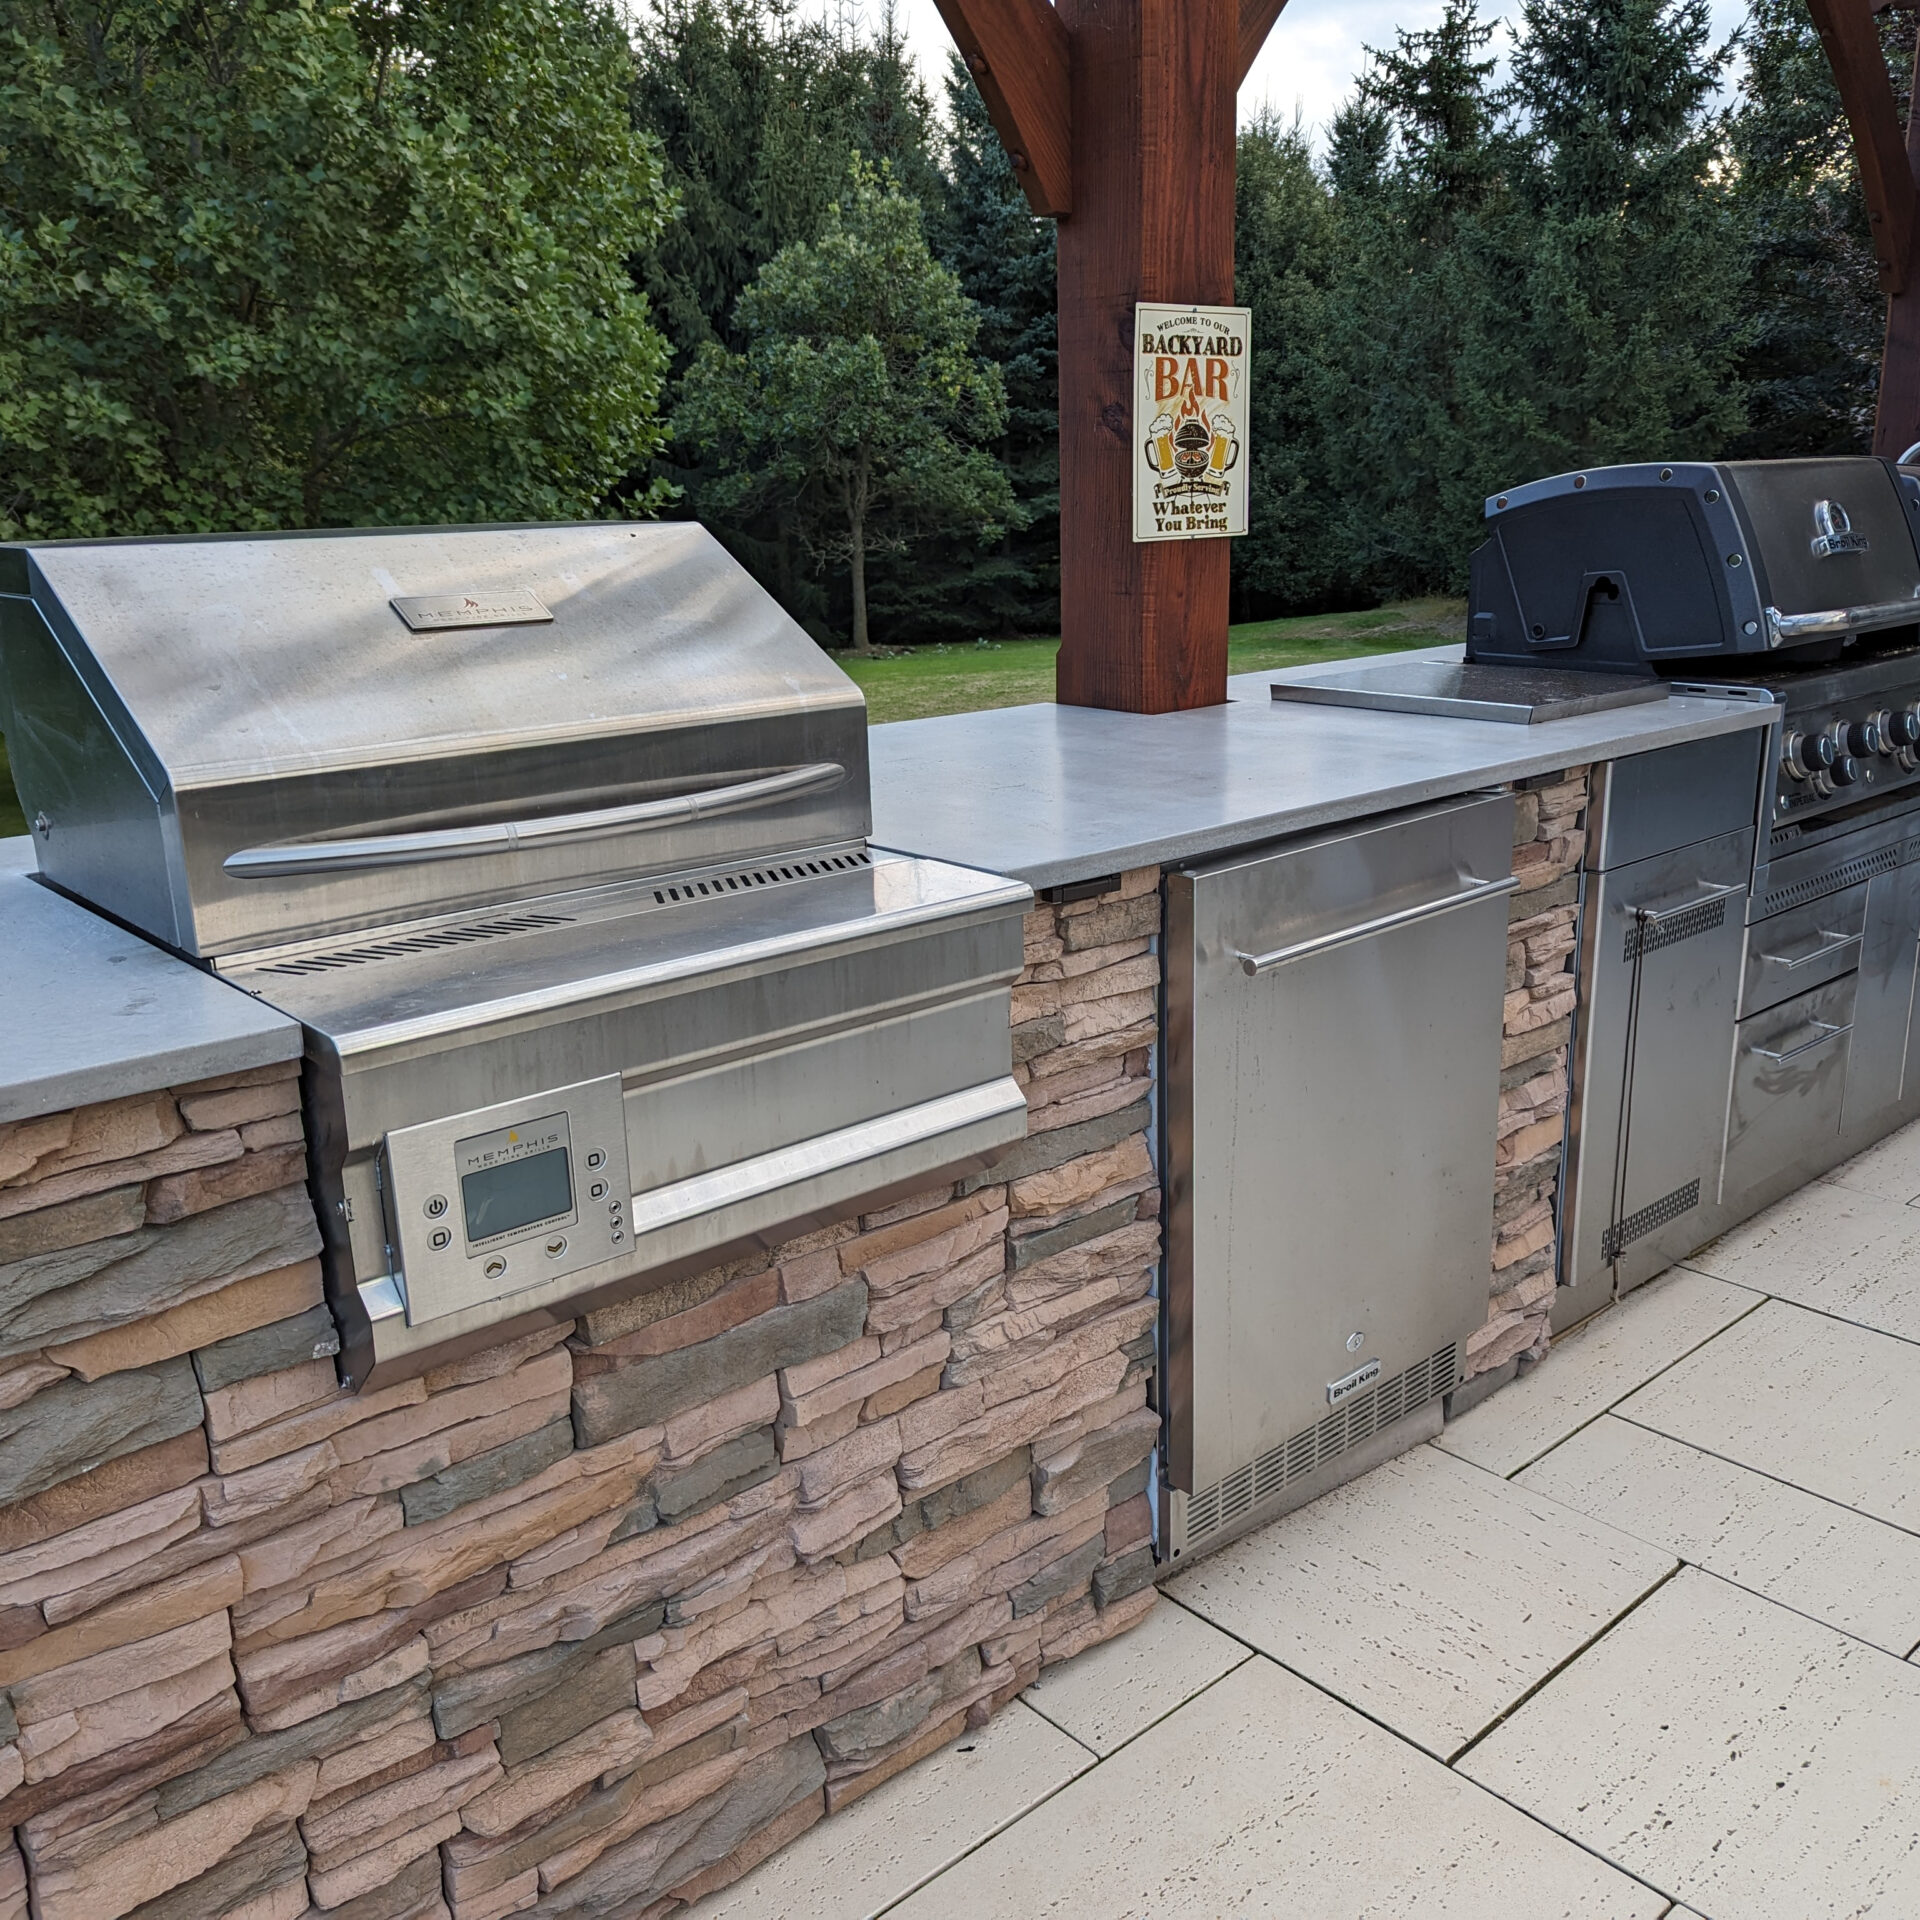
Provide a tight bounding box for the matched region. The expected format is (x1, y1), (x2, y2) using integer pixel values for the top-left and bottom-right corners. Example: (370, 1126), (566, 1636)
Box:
(0, 662), (1777, 1920)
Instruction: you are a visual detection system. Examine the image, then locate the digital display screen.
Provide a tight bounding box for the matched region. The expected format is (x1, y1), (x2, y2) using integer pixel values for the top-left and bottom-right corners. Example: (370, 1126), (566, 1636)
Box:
(461, 1147), (572, 1244)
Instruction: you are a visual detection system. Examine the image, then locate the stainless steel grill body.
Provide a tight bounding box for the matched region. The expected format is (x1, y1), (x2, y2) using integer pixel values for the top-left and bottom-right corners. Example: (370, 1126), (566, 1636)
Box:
(0, 526), (1030, 1385)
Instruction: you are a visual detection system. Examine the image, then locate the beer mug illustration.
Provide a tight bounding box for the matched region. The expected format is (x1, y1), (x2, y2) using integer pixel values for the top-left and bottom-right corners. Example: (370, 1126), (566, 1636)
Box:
(1147, 412), (1176, 473)
(1208, 409), (1240, 474)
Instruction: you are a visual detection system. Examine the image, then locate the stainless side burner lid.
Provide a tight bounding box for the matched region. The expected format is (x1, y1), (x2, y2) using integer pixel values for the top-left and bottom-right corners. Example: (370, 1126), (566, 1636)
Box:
(0, 523), (868, 958)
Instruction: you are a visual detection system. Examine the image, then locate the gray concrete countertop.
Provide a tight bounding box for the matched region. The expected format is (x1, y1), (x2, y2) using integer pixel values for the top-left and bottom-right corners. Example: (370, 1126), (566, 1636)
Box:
(0, 837), (300, 1124)
(869, 652), (1776, 888)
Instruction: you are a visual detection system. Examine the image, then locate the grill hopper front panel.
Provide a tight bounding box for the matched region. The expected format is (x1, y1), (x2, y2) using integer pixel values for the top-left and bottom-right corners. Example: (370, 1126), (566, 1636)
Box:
(226, 850), (1032, 1387)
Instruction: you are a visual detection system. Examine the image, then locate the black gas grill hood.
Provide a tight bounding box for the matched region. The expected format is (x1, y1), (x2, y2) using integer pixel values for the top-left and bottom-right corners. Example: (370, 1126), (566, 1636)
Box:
(1466, 457), (1920, 672)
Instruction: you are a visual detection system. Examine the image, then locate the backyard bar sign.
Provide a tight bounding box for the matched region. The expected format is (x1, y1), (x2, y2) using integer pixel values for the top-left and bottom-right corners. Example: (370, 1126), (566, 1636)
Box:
(1133, 303), (1250, 542)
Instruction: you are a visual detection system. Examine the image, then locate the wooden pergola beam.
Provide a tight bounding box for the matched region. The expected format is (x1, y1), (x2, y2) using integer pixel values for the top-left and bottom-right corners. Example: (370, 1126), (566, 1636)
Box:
(929, 0), (1072, 216)
(1237, 0), (1291, 87)
(1808, 0), (1915, 295)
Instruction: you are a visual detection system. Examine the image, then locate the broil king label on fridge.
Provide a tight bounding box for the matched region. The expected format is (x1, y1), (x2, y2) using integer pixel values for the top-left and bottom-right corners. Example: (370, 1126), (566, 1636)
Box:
(1134, 303), (1250, 542)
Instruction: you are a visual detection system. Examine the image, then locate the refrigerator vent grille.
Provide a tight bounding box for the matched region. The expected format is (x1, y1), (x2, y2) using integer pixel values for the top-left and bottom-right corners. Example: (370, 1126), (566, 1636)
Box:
(252, 911), (577, 976)
(1762, 846), (1899, 918)
(1624, 897), (1725, 961)
(1181, 1343), (1458, 1552)
(651, 847), (870, 905)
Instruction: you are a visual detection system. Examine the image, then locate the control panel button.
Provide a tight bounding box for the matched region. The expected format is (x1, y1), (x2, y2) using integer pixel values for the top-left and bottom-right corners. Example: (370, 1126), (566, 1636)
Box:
(610, 1228), (626, 1245)
(586, 1150), (606, 1170)
(429, 1227), (451, 1251)
(425, 1194), (448, 1219)
(545, 1236), (568, 1259)
(483, 1256), (508, 1281)
(589, 1180), (607, 1199)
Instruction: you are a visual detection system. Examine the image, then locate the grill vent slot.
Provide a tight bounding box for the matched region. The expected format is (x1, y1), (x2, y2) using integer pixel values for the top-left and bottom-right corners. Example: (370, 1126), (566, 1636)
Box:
(1599, 1179), (1699, 1263)
(1179, 1344), (1458, 1555)
(253, 911), (576, 976)
(1763, 847), (1899, 917)
(652, 847), (871, 905)
(1624, 897), (1725, 961)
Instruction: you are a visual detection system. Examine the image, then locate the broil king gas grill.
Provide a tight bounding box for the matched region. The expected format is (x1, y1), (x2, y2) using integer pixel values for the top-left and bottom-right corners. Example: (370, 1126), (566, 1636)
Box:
(0, 524), (1031, 1388)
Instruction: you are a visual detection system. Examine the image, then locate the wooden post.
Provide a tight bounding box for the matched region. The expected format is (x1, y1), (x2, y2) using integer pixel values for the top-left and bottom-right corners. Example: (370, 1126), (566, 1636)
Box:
(1810, 0), (1920, 455)
(931, 0), (1289, 712)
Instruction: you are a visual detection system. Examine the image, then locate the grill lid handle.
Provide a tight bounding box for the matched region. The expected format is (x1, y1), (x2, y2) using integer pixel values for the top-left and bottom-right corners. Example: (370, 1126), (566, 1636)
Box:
(222, 762), (849, 879)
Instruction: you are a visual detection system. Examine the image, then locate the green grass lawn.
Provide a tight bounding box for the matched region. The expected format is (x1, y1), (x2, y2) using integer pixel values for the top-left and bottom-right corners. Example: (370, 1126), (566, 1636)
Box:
(836, 598), (1465, 723)
(0, 599), (1462, 834)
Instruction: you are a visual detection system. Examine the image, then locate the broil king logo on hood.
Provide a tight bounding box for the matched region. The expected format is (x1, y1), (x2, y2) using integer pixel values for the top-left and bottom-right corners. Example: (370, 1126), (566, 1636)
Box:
(1811, 498), (1870, 560)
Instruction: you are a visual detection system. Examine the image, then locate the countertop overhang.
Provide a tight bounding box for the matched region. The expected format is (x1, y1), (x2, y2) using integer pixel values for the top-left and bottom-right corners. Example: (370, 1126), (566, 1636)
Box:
(868, 651), (1777, 889)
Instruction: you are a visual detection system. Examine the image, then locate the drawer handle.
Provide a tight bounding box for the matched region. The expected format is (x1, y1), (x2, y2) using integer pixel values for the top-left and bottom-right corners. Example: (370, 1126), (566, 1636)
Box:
(1746, 1019), (1850, 1065)
(1637, 878), (1745, 925)
(1754, 928), (1862, 972)
(1234, 873), (1520, 975)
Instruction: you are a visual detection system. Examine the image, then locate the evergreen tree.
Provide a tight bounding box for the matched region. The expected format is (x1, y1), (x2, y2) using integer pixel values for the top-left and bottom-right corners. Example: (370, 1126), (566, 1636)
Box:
(1724, 0), (1907, 456)
(1232, 111), (1341, 614)
(677, 161), (1012, 654)
(1294, 0), (1745, 599)
(0, 0), (670, 537)
(881, 54), (1059, 639)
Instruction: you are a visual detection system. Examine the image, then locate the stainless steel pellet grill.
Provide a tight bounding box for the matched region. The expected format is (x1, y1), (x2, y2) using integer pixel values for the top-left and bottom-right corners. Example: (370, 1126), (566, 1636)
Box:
(0, 524), (1030, 1387)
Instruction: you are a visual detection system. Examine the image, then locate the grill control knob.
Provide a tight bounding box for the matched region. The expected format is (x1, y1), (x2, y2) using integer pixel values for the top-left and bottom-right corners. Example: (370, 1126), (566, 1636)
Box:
(1889, 706), (1920, 749)
(1803, 730), (1837, 770)
(1831, 753), (1863, 787)
(1846, 717), (1889, 757)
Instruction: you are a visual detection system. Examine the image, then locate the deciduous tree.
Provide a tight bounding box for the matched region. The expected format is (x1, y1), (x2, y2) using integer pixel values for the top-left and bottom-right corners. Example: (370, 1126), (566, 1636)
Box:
(677, 160), (1011, 654)
(0, 0), (672, 536)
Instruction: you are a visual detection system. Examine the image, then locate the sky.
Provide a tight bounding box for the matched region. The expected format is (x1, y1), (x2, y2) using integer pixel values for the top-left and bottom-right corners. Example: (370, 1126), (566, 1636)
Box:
(844, 0), (1754, 147)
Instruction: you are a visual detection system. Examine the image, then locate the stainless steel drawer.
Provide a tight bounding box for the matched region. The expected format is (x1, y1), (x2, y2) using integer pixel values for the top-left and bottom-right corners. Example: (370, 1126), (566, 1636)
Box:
(1724, 973), (1855, 1205)
(1741, 883), (1867, 1018)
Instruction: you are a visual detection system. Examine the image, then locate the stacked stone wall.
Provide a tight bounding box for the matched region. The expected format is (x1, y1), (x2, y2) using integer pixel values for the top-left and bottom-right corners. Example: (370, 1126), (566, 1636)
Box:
(0, 873), (1162, 1920)
(1465, 767), (1591, 1380)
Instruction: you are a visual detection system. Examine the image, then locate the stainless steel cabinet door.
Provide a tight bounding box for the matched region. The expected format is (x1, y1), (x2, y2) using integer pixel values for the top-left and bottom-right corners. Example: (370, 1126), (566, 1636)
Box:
(1844, 863), (1920, 1136)
(1562, 827), (1751, 1312)
(1166, 794), (1512, 1498)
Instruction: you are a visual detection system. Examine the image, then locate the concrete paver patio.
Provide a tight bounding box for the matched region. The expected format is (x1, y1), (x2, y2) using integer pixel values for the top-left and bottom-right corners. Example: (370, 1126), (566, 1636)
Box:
(691, 1118), (1920, 1920)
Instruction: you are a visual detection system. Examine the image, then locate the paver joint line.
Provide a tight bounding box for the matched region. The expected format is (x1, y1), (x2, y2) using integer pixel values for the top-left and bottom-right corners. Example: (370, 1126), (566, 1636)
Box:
(1496, 1283), (1771, 1481)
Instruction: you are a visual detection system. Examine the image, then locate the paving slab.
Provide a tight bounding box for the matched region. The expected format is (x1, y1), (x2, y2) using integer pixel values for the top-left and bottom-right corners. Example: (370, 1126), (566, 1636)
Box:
(1435, 1268), (1761, 1477)
(1518, 1415), (1920, 1657)
(1682, 1179), (1920, 1345)
(1165, 1445), (1675, 1760)
(684, 1699), (1092, 1920)
(1820, 1115), (1920, 1205)
(1020, 1592), (1249, 1757)
(890, 1654), (1666, 1920)
(1461, 1569), (1920, 1920)
(1617, 1298), (1920, 1534)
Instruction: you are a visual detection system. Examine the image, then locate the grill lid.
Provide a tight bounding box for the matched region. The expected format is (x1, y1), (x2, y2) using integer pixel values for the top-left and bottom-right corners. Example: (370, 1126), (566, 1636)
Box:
(0, 524), (869, 958)
(1465, 457), (1920, 670)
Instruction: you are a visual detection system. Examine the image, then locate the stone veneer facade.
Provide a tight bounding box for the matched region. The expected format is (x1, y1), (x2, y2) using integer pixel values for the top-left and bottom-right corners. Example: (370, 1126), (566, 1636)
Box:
(0, 872), (1162, 1920)
(1467, 765), (1591, 1382)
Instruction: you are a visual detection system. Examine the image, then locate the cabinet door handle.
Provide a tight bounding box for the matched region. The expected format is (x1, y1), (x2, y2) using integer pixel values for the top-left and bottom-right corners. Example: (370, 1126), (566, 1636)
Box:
(1754, 929), (1862, 972)
(1636, 878), (1745, 926)
(1234, 873), (1520, 976)
(1746, 1019), (1849, 1064)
